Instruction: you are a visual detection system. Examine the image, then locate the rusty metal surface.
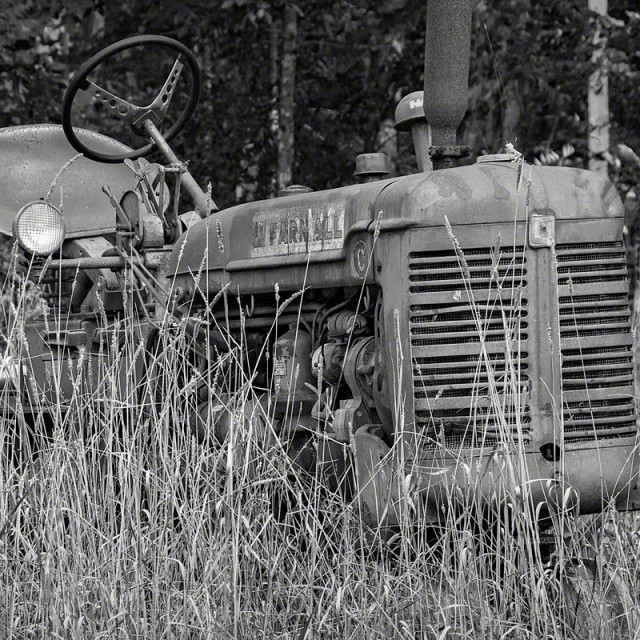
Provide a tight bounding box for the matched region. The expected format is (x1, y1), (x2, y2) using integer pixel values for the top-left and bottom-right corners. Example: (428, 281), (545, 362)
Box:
(410, 445), (638, 516)
(0, 124), (137, 238)
(374, 163), (624, 226)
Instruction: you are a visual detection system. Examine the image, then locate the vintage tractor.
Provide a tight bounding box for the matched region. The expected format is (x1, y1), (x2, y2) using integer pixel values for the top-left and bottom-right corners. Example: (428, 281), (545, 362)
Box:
(1, 0), (638, 554)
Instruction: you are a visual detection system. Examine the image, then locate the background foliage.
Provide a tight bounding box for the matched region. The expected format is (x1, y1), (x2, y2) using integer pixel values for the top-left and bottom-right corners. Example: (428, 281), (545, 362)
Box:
(1, 0), (639, 206)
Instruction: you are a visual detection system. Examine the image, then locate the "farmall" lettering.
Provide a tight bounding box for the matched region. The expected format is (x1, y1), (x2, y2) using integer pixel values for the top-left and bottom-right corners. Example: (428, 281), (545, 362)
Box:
(251, 203), (345, 257)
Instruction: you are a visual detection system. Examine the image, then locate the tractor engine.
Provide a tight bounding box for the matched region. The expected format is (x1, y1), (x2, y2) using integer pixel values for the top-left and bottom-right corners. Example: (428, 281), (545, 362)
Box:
(183, 286), (384, 461)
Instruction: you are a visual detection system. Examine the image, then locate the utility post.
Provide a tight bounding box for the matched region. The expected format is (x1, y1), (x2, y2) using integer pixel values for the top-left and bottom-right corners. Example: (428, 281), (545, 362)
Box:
(588, 0), (609, 177)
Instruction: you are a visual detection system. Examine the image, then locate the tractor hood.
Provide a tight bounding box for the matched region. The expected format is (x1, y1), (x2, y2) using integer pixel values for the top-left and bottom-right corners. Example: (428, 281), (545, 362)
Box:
(169, 161), (623, 278)
(0, 124), (137, 239)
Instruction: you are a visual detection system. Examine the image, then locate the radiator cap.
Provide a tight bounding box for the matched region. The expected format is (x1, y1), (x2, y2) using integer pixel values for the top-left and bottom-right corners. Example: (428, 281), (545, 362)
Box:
(354, 153), (390, 179)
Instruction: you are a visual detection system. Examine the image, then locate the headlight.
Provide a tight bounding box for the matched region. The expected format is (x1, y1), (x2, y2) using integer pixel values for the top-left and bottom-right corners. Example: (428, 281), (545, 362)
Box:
(13, 201), (66, 256)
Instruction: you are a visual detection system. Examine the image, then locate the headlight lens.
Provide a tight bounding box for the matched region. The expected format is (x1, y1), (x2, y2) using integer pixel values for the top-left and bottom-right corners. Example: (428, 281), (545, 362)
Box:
(13, 201), (66, 256)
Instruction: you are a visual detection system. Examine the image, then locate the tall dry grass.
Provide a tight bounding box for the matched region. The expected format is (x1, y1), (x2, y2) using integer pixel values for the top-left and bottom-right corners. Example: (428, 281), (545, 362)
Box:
(0, 241), (639, 640)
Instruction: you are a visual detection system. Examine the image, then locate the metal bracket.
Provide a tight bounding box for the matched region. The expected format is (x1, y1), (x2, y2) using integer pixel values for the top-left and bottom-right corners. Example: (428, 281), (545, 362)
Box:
(429, 144), (471, 169)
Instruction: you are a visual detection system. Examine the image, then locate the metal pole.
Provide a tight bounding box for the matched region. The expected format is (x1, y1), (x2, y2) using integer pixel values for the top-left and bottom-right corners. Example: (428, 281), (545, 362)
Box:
(412, 122), (433, 172)
(143, 119), (217, 217)
(47, 256), (137, 270)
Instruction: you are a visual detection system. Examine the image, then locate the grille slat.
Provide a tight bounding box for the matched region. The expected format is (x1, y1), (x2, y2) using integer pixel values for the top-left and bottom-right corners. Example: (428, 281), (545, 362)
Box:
(409, 269), (527, 282)
(562, 361), (632, 372)
(558, 248), (625, 263)
(563, 369), (633, 381)
(414, 367), (529, 382)
(557, 281), (629, 296)
(563, 387), (635, 403)
(562, 379), (634, 392)
(556, 241), (625, 251)
(412, 334), (523, 346)
(563, 345), (631, 358)
(413, 395), (511, 411)
(411, 312), (528, 324)
(565, 415), (635, 427)
(410, 279), (526, 293)
(558, 274), (627, 286)
(410, 248), (524, 259)
(559, 309), (629, 321)
(561, 334), (633, 350)
(556, 241), (637, 442)
(412, 325), (526, 338)
(411, 321), (527, 334)
(557, 263), (625, 274)
(563, 426), (637, 438)
(409, 261), (525, 273)
(414, 382), (529, 396)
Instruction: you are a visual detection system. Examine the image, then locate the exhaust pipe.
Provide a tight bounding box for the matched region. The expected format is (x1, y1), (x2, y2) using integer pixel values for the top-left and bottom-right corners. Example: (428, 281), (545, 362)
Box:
(423, 0), (472, 168)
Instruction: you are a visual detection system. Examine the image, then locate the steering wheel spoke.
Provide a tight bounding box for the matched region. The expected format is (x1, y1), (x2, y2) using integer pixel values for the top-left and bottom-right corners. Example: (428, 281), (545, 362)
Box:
(82, 80), (143, 124)
(129, 57), (185, 132)
(147, 57), (185, 120)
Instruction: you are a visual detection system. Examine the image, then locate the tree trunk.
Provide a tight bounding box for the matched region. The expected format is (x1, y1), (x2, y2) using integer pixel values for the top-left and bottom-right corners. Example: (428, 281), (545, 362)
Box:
(501, 80), (521, 148)
(269, 18), (280, 197)
(588, 0), (609, 177)
(376, 118), (397, 175)
(277, 2), (298, 191)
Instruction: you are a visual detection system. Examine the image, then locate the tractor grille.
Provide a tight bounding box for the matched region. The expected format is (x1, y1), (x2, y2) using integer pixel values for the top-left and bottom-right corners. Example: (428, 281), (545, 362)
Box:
(409, 245), (531, 449)
(556, 241), (637, 443)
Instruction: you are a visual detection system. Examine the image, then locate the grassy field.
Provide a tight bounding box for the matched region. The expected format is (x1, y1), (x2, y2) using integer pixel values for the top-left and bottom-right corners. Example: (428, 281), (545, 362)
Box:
(1, 248), (639, 640)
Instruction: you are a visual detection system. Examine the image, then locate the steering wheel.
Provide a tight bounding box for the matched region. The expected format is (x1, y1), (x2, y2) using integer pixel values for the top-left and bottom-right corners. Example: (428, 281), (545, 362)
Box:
(62, 35), (201, 164)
